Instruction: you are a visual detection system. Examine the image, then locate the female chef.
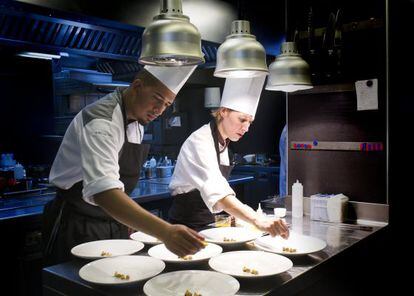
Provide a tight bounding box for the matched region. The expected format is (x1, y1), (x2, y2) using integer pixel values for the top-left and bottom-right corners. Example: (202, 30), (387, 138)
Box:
(168, 76), (289, 238)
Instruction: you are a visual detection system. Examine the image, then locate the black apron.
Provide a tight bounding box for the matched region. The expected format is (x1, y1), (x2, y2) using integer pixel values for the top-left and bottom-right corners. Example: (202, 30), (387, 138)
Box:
(168, 121), (234, 231)
(42, 97), (149, 267)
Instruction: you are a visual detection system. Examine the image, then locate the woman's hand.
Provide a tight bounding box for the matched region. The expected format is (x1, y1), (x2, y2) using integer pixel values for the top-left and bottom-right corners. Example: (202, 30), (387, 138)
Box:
(254, 218), (290, 239)
(162, 224), (206, 257)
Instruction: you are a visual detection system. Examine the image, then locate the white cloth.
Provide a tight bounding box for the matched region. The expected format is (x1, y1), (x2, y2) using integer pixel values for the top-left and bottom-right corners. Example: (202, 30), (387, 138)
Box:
(49, 90), (144, 205)
(144, 65), (197, 94)
(220, 76), (266, 116)
(169, 123), (235, 213)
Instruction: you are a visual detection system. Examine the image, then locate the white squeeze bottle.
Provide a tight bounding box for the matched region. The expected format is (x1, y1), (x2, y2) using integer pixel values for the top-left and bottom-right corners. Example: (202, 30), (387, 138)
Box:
(256, 203), (264, 217)
(292, 180), (303, 218)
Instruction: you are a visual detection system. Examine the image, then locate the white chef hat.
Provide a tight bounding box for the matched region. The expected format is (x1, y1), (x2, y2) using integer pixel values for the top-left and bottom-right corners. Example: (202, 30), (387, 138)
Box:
(220, 76), (266, 117)
(144, 65), (197, 95)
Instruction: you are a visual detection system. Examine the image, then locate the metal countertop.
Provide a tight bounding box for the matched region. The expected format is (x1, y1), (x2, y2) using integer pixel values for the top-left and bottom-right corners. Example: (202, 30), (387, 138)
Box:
(42, 215), (388, 296)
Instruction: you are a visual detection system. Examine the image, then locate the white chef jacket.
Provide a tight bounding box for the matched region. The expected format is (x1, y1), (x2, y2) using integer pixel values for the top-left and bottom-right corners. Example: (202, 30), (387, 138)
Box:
(169, 123), (235, 213)
(49, 89), (144, 205)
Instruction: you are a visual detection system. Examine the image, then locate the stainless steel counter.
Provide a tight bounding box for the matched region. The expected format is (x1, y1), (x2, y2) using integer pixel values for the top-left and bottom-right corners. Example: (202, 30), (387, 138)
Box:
(0, 174), (255, 221)
(42, 215), (388, 296)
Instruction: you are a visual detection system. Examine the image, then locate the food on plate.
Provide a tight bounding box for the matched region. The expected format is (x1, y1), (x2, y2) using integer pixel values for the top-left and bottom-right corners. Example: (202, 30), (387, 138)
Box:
(282, 247), (297, 253)
(100, 251), (112, 257)
(201, 240), (208, 247)
(223, 237), (236, 242)
(178, 255), (193, 260)
(113, 271), (130, 280)
(243, 266), (259, 275)
(184, 289), (202, 296)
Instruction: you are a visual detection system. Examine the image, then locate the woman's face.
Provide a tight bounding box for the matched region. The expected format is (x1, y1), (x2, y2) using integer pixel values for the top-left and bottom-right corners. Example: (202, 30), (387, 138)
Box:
(220, 109), (254, 141)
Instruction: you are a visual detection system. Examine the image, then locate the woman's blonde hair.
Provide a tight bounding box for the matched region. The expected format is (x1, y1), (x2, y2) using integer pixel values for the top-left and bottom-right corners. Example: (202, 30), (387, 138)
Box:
(211, 107), (229, 122)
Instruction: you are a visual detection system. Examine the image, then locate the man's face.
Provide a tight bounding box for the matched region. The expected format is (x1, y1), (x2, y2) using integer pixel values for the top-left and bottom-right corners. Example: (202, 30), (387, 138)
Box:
(131, 80), (176, 125)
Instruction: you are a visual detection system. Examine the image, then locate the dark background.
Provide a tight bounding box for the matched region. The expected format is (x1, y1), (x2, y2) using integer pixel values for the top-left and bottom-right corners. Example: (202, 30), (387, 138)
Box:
(1, 0), (412, 294)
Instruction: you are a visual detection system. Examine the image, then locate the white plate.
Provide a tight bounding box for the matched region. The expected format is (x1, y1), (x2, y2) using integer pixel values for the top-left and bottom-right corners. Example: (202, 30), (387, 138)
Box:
(254, 232), (327, 256)
(147, 243), (222, 263)
(79, 255), (165, 285)
(199, 227), (262, 246)
(143, 270), (239, 296)
(130, 231), (161, 245)
(71, 239), (144, 259)
(208, 250), (293, 278)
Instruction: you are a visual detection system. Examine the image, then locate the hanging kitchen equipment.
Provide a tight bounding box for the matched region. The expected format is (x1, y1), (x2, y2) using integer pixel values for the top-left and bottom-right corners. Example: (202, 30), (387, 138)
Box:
(265, 41), (313, 92)
(214, 20), (268, 78)
(139, 0), (205, 66)
(266, 0), (313, 92)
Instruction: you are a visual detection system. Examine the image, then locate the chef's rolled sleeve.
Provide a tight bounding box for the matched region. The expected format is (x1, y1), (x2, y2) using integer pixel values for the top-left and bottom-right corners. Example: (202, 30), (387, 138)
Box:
(80, 118), (125, 205)
(201, 177), (235, 213)
(169, 123), (235, 213)
(82, 177), (124, 205)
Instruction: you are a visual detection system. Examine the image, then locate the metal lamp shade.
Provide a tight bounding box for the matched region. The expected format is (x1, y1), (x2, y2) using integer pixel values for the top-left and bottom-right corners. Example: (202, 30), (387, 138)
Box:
(266, 42), (313, 92)
(214, 20), (268, 78)
(139, 0), (205, 66)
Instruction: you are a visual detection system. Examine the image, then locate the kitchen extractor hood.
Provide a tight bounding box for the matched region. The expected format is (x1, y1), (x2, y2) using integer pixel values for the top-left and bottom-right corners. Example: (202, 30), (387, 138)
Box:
(0, 1), (219, 67)
(54, 68), (130, 95)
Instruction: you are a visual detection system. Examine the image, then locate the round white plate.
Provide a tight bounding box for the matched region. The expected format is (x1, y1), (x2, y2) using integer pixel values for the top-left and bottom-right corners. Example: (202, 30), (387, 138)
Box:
(71, 239), (144, 259)
(79, 255), (165, 285)
(147, 243), (222, 263)
(208, 250), (293, 278)
(199, 227), (262, 246)
(130, 231), (161, 245)
(143, 270), (239, 296)
(254, 232), (327, 256)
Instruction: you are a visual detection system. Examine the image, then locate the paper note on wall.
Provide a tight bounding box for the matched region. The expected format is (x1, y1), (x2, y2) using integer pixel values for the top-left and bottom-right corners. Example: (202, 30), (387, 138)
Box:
(355, 79), (378, 111)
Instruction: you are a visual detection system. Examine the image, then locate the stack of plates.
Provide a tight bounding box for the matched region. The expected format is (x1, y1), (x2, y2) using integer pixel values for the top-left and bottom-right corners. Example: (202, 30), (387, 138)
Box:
(130, 231), (161, 245)
(71, 239), (144, 259)
(199, 227), (262, 247)
(143, 270), (240, 296)
(254, 232), (327, 255)
(148, 243), (222, 263)
(208, 250), (293, 278)
(79, 255), (165, 285)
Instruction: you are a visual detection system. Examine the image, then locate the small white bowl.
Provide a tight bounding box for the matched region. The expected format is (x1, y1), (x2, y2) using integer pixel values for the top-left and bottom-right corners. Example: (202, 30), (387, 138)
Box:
(243, 154), (256, 163)
(274, 208), (286, 218)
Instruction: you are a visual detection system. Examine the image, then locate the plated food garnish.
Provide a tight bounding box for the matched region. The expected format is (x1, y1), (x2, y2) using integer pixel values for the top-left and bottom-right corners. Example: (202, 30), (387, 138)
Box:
(184, 290), (202, 296)
(113, 271), (130, 280)
(251, 269), (259, 275)
(178, 255), (193, 260)
(223, 237), (236, 242)
(282, 247), (297, 253)
(101, 251), (112, 257)
(242, 266), (259, 275)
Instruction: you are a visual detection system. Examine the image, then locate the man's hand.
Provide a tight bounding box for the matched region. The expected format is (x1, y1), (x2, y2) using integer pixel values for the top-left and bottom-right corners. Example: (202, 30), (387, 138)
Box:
(162, 224), (205, 257)
(254, 218), (289, 239)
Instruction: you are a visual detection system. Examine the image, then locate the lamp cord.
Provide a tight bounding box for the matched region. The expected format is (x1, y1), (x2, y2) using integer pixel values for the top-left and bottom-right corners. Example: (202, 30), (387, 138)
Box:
(284, 0), (288, 38)
(238, 0), (243, 20)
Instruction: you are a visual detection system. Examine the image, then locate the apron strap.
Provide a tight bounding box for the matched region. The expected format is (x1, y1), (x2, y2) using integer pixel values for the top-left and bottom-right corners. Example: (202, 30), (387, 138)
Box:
(44, 199), (66, 256)
(210, 120), (222, 164)
(169, 122), (236, 229)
